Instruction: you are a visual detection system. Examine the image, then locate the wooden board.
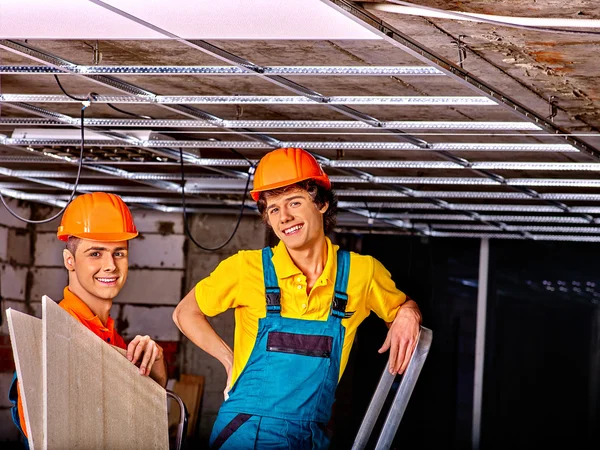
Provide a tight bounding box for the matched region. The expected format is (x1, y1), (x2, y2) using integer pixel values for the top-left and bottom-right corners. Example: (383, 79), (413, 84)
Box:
(6, 309), (43, 450)
(42, 295), (169, 450)
(176, 374), (205, 437)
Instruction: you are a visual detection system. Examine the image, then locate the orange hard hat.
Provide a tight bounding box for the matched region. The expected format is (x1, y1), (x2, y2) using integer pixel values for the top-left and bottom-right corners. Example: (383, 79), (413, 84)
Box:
(57, 192), (138, 242)
(250, 147), (330, 201)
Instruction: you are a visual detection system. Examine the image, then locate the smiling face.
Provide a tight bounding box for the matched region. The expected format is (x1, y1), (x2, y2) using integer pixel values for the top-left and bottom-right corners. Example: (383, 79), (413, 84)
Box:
(63, 239), (129, 305)
(265, 188), (329, 252)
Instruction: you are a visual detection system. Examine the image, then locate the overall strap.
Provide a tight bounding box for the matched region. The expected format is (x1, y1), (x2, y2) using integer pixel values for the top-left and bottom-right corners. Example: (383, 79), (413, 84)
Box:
(332, 250), (350, 319)
(262, 247), (281, 314)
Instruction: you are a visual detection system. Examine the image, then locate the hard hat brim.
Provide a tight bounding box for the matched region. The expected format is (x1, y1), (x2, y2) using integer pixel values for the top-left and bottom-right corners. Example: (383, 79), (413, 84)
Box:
(250, 175), (331, 201)
(57, 231), (139, 242)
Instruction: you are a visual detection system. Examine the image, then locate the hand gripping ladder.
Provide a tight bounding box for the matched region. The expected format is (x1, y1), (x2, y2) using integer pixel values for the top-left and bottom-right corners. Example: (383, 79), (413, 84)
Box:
(352, 326), (433, 450)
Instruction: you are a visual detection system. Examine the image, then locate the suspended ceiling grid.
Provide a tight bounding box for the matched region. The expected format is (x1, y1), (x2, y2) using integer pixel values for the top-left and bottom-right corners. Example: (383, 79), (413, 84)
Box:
(0, 0), (599, 241)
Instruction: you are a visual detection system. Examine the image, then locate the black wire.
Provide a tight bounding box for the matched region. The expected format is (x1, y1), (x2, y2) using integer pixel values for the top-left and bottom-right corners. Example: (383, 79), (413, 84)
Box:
(107, 103), (153, 120)
(54, 75), (90, 102)
(0, 107), (87, 224)
(56, 75), (151, 120)
(227, 147), (254, 166)
(179, 147), (254, 251)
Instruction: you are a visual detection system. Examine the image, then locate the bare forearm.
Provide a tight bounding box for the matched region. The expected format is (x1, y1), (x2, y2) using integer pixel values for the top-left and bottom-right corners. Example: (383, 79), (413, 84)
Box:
(173, 290), (233, 373)
(398, 299), (422, 323)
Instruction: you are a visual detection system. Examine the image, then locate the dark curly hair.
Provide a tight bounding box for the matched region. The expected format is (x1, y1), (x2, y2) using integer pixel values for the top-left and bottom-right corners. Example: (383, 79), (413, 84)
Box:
(256, 179), (338, 234)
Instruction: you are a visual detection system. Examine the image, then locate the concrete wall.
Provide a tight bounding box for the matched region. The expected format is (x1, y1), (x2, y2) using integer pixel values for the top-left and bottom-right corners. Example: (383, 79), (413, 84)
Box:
(181, 213), (267, 442)
(0, 200), (186, 444)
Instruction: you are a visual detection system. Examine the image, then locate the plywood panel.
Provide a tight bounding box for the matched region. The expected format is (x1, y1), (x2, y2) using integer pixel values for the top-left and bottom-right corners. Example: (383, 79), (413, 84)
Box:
(7, 309), (43, 450)
(42, 296), (168, 450)
(177, 374), (205, 438)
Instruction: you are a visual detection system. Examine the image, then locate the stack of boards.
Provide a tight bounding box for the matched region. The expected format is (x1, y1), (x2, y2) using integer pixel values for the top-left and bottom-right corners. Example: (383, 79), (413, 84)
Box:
(7, 295), (169, 450)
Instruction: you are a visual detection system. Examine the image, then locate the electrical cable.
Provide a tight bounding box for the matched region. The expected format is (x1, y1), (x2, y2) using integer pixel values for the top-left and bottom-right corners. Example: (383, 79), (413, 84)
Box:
(53, 75), (90, 102)
(56, 74), (153, 120)
(179, 147), (255, 251)
(0, 106), (87, 223)
(106, 103), (153, 120)
(379, 1), (600, 36)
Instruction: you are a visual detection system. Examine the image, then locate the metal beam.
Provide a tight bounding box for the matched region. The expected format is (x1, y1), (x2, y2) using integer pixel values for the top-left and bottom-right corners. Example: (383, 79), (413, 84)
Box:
(0, 65), (444, 76)
(0, 117), (543, 131)
(0, 94), (495, 106)
(4, 138), (577, 153)
(0, 39), (561, 236)
(473, 237), (488, 450)
(372, 214), (600, 224)
(82, 0), (588, 223)
(432, 232), (600, 241)
(7, 156), (600, 173)
(323, 0), (600, 162)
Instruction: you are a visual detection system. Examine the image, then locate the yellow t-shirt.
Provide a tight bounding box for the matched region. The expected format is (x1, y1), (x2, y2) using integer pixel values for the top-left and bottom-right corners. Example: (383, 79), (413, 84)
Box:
(195, 237), (407, 386)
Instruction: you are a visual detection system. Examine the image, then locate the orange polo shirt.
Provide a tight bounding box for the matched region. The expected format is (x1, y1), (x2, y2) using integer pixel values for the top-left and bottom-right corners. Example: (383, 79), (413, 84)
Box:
(17, 288), (126, 438)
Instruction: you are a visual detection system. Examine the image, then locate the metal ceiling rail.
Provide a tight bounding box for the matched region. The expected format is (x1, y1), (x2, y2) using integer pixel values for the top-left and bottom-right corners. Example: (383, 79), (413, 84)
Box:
(0, 94), (495, 106)
(336, 190), (600, 202)
(328, 161), (600, 171)
(85, 0), (596, 229)
(0, 187), (68, 208)
(430, 233), (600, 242)
(7, 176), (600, 203)
(4, 138), (578, 153)
(0, 40), (267, 132)
(324, 0), (600, 162)
(5, 166), (600, 190)
(6, 156), (600, 173)
(0, 186), (215, 215)
(329, 176), (600, 188)
(0, 40), (566, 237)
(0, 181), (169, 193)
(337, 201), (600, 213)
(0, 117), (543, 130)
(3, 101), (435, 233)
(431, 224), (600, 233)
(85, 0), (438, 148)
(4, 101), (252, 178)
(0, 65), (444, 76)
(5, 167), (600, 202)
(369, 214), (600, 224)
(345, 207), (432, 234)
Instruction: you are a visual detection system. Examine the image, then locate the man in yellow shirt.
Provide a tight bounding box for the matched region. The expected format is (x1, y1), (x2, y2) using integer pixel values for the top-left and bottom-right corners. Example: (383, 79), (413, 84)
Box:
(173, 148), (421, 449)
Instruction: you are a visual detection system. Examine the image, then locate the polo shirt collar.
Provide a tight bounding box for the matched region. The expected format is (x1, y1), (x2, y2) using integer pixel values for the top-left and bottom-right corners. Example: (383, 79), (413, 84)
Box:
(61, 287), (114, 332)
(271, 237), (337, 283)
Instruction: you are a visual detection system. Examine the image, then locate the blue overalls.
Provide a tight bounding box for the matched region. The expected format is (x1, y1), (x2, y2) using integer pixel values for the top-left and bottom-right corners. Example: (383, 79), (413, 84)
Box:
(8, 372), (30, 449)
(209, 247), (350, 450)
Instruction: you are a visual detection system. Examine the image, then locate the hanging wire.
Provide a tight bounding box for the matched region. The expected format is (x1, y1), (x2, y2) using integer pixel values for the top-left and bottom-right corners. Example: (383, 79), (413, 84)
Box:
(53, 74), (91, 102)
(107, 103), (153, 120)
(0, 106), (87, 223)
(56, 74), (152, 119)
(179, 147), (255, 251)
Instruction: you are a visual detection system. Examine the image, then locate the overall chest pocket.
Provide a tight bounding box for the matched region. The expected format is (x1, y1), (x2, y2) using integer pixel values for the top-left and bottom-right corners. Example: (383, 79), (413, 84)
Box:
(267, 331), (332, 358)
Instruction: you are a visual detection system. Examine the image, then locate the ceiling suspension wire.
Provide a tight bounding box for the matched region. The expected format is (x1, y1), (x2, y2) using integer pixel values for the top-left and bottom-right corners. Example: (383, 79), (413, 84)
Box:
(0, 106), (87, 224)
(179, 147), (255, 251)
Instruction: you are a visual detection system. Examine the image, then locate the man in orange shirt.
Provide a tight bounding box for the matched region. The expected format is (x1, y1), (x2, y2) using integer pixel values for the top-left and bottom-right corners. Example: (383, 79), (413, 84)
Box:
(9, 192), (167, 446)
